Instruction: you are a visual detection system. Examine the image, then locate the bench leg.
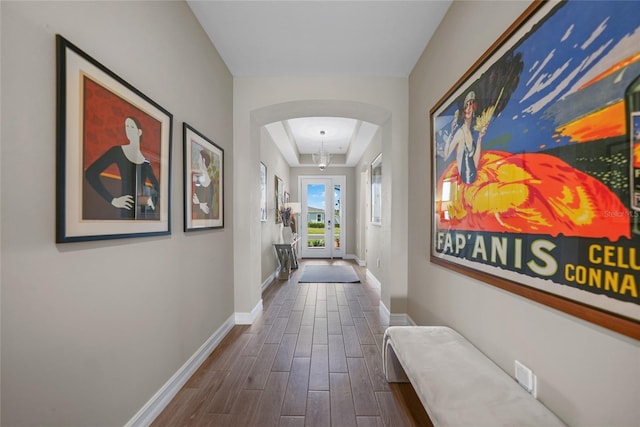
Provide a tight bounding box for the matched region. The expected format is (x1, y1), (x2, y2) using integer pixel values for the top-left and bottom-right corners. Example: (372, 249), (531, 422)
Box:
(383, 341), (410, 383)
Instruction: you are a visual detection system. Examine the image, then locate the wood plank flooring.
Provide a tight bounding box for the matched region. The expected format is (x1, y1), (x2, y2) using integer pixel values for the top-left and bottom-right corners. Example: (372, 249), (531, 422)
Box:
(152, 259), (432, 426)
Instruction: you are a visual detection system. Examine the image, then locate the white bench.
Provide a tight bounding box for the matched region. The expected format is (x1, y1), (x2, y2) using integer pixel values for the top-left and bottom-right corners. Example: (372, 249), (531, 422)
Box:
(383, 326), (565, 426)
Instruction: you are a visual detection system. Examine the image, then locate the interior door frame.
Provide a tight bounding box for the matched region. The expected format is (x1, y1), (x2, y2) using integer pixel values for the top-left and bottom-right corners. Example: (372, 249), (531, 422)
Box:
(299, 175), (346, 259)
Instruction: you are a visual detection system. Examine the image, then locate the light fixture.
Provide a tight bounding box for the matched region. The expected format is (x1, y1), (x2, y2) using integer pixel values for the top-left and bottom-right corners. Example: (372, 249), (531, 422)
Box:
(312, 130), (332, 171)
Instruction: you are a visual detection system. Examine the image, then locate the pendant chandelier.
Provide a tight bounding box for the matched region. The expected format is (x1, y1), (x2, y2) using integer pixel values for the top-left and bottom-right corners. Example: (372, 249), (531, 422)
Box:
(312, 130), (332, 171)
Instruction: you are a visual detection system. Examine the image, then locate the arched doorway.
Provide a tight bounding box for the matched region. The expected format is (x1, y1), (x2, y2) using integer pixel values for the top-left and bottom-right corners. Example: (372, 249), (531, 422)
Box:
(233, 92), (407, 325)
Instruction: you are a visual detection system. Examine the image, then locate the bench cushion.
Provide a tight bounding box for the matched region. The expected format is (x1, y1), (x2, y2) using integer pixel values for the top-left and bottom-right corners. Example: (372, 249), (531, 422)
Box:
(383, 326), (565, 427)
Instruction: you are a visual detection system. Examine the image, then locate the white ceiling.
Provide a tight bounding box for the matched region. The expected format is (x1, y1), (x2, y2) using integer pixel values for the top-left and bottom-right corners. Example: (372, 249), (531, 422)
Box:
(188, 0), (452, 167)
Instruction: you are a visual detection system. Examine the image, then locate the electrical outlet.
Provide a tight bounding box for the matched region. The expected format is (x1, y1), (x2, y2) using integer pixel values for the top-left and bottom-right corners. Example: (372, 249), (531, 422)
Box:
(515, 360), (537, 398)
(376, 258), (380, 267)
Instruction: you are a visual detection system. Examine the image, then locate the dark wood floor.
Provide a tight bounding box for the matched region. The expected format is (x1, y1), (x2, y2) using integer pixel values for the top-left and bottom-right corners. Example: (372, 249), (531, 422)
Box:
(152, 259), (431, 426)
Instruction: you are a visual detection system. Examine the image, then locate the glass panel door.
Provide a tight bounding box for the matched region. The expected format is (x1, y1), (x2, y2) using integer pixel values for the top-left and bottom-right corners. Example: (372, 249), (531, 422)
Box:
(301, 179), (331, 258)
(300, 176), (345, 258)
(307, 183), (327, 249)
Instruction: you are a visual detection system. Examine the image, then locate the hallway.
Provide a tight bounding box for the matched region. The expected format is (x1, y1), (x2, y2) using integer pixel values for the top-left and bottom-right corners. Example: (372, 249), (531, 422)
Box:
(152, 259), (431, 426)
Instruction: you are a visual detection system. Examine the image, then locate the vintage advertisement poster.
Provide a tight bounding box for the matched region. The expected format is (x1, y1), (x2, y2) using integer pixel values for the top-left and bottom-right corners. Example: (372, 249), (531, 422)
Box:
(431, 0), (640, 334)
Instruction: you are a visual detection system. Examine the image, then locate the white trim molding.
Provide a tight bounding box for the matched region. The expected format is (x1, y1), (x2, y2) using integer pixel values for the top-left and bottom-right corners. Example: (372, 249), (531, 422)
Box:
(125, 314), (235, 427)
(366, 269), (381, 290)
(235, 299), (263, 325)
(261, 270), (278, 293)
(379, 300), (391, 325)
(390, 313), (416, 326)
(345, 253), (366, 266)
(379, 300), (416, 327)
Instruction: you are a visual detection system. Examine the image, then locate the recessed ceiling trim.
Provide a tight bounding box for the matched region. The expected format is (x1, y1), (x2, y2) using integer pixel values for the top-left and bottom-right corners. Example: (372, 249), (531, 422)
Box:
(254, 100), (393, 168)
(264, 122), (299, 166)
(281, 120), (301, 158)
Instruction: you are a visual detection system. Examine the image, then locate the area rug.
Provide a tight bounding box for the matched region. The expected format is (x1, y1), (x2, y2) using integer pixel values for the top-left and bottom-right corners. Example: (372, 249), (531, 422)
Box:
(298, 265), (361, 283)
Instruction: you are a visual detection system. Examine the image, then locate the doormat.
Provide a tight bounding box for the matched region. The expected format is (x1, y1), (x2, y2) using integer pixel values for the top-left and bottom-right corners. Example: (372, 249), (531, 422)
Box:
(298, 265), (361, 283)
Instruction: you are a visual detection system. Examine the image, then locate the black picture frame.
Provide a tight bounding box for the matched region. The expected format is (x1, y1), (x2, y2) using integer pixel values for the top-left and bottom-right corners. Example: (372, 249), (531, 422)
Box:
(56, 35), (173, 243)
(275, 175), (284, 224)
(183, 123), (224, 231)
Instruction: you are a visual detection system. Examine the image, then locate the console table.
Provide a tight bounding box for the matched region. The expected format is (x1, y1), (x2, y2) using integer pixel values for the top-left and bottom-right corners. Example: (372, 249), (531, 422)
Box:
(273, 234), (301, 280)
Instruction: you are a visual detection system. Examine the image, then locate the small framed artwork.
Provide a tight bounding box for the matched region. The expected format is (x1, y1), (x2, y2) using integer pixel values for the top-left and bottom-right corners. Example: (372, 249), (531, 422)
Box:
(371, 153), (382, 224)
(56, 35), (172, 243)
(184, 123), (224, 231)
(260, 162), (268, 221)
(275, 175), (284, 224)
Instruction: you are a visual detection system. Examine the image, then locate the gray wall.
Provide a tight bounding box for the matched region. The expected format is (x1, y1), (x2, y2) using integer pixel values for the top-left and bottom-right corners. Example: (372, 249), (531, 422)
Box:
(260, 127), (291, 284)
(408, 1), (640, 425)
(1, 1), (234, 425)
(355, 129), (383, 279)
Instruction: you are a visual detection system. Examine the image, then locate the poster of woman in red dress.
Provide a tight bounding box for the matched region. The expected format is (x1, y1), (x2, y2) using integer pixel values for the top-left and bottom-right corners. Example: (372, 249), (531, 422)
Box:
(431, 0), (640, 333)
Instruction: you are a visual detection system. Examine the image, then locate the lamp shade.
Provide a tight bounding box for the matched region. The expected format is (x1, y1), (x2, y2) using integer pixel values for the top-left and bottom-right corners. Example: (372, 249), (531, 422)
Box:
(313, 130), (331, 170)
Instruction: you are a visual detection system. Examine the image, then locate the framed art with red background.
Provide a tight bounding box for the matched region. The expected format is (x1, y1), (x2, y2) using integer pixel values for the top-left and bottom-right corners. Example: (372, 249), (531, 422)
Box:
(56, 35), (172, 242)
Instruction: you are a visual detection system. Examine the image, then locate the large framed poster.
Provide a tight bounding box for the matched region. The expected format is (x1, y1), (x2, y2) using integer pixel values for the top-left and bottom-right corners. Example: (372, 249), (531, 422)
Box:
(56, 35), (172, 242)
(430, 0), (640, 339)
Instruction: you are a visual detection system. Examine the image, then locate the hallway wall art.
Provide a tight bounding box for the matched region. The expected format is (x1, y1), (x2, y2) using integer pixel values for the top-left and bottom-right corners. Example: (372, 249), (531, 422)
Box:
(56, 35), (173, 242)
(184, 123), (224, 231)
(430, 0), (640, 339)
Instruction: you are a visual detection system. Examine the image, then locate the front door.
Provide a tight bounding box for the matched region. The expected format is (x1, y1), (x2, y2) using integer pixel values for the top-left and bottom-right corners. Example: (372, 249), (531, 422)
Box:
(300, 176), (345, 258)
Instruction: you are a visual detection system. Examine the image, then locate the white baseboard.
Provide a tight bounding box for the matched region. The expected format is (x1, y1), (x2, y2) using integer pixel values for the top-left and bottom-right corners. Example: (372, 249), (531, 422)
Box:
(261, 270), (278, 293)
(125, 314), (235, 427)
(379, 300), (390, 324)
(379, 301), (416, 327)
(235, 299), (263, 325)
(389, 313), (417, 326)
(345, 253), (366, 266)
(366, 269), (381, 290)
